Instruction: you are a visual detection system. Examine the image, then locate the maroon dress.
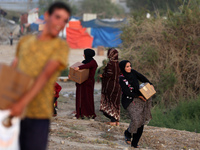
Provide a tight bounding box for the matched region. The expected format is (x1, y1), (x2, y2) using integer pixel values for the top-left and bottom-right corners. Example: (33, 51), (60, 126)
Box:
(75, 59), (98, 119)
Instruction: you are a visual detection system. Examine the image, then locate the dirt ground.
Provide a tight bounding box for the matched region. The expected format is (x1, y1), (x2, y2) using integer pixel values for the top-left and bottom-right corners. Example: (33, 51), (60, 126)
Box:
(49, 82), (200, 150)
(0, 41), (106, 66)
(0, 44), (200, 150)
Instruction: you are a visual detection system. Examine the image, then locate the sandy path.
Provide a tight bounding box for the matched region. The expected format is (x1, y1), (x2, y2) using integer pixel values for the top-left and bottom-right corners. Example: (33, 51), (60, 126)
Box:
(0, 43), (107, 66)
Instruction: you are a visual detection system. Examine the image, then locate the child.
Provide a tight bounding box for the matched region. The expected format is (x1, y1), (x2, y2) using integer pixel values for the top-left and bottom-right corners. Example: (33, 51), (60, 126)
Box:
(9, 32), (13, 46)
(53, 82), (62, 117)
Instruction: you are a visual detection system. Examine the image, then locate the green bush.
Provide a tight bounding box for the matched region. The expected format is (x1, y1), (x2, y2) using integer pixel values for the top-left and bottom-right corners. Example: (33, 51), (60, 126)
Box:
(60, 68), (69, 76)
(120, 1), (200, 106)
(149, 96), (200, 133)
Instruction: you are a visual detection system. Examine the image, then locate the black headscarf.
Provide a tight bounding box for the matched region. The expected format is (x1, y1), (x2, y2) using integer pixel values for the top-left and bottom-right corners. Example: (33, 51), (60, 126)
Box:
(82, 49), (95, 64)
(119, 60), (134, 84)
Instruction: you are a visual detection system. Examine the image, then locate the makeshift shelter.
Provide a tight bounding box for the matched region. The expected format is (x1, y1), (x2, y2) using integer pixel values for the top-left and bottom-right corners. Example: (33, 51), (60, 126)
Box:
(28, 8), (39, 24)
(91, 27), (122, 48)
(30, 15), (45, 32)
(66, 20), (93, 49)
(81, 19), (126, 48)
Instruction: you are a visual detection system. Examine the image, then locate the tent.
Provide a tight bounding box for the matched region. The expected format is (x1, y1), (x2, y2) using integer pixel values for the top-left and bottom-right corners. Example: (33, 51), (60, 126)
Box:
(30, 15), (45, 32)
(81, 19), (126, 48)
(81, 18), (126, 28)
(91, 27), (122, 48)
(66, 20), (93, 49)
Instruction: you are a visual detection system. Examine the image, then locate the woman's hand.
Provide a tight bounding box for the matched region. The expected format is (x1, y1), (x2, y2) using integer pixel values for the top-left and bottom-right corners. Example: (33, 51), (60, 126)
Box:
(74, 67), (79, 71)
(151, 85), (155, 90)
(138, 96), (146, 102)
(99, 74), (103, 78)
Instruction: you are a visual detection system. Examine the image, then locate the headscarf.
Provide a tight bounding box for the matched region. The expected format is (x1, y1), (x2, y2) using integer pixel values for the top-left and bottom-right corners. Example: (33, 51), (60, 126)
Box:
(107, 48), (118, 62)
(119, 60), (134, 84)
(82, 49), (95, 64)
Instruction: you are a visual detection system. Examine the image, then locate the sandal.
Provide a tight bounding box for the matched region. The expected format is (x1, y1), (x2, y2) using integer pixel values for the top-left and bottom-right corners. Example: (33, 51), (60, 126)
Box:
(124, 130), (131, 145)
(105, 122), (116, 126)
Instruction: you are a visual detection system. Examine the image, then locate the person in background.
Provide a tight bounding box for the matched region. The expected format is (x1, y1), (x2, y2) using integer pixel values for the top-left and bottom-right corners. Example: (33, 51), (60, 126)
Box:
(119, 60), (154, 148)
(9, 32), (13, 46)
(74, 49), (98, 119)
(97, 59), (107, 83)
(53, 82), (62, 117)
(100, 48), (121, 126)
(10, 2), (71, 150)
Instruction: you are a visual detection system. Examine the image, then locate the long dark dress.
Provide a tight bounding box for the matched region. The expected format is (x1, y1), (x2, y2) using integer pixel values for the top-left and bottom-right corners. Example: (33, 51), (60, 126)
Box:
(100, 49), (121, 121)
(75, 59), (98, 119)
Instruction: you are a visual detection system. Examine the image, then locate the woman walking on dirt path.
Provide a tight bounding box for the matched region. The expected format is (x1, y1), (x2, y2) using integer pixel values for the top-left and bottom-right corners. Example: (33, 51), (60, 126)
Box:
(100, 48), (121, 126)
(74, 49), (98, 119)
(119, 60), (154, 148)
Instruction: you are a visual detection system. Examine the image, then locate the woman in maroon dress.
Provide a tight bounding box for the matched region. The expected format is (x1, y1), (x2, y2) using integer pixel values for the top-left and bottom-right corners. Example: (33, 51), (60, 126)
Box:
(100, 48), (121, 126)
(74, 49), (98, 119)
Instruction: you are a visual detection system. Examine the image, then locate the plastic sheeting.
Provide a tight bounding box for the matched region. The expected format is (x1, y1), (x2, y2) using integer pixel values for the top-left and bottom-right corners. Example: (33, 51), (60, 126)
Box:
(91, 27), (122, 48)
(30, 23), (38, 32)
(66, 21), (93, 49)
(81, 19), (127, 28)
(30, 17), (45, 32)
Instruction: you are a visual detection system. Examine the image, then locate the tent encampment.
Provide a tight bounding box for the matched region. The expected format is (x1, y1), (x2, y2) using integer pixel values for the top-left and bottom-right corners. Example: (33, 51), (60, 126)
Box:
(81, 19), (125, 48)
(66, 20), (93, 49)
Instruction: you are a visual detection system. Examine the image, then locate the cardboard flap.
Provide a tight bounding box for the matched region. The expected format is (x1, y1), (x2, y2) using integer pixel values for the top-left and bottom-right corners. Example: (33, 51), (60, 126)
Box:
(0, 63), (33, 109)
(70, 62), (83, 68)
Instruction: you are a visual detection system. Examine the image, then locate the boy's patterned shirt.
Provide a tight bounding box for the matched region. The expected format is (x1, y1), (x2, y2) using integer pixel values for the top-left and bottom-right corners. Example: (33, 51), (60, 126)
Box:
(16, 35), (69, 119)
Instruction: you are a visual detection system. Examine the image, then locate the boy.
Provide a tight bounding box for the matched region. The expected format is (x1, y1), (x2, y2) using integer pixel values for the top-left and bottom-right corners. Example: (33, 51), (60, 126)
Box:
(10, 2), (71, 150)
(9, 32), (13, 46)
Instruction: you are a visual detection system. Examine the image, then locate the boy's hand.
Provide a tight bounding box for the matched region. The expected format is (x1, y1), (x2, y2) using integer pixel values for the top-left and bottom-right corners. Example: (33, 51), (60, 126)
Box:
(10, 101), (26, 117)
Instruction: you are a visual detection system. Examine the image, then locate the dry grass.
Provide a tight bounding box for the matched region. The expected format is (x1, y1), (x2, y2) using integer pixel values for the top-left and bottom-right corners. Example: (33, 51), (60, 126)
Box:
(120, 5), (200, 106)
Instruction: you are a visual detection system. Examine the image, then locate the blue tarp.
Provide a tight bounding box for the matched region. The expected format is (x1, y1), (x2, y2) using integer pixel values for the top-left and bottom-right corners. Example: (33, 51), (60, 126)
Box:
(91, 27), (122, 48)
(39, 15), (44, 20)
(81, 19), (125, 47)
(81, 19), (126, 28)
(70, 16), (82, 20)
(30, 23), (39, 32)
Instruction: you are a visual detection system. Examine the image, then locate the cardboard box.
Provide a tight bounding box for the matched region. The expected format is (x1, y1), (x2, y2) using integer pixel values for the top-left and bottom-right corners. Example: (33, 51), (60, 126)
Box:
(69, 62), (89, 84)
(0, 64), (33, 110)
(139, 83), (156, 100)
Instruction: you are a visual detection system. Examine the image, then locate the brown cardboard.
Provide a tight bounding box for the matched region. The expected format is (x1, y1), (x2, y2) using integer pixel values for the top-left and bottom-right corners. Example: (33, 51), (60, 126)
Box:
(69, 62), (89, 84)
(0, 64), (33, 110)
(139, 83), (156, 100)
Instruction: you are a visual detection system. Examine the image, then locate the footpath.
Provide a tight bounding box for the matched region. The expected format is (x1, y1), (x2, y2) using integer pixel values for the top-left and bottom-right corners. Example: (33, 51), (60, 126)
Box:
(48, 82), (200, 150)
